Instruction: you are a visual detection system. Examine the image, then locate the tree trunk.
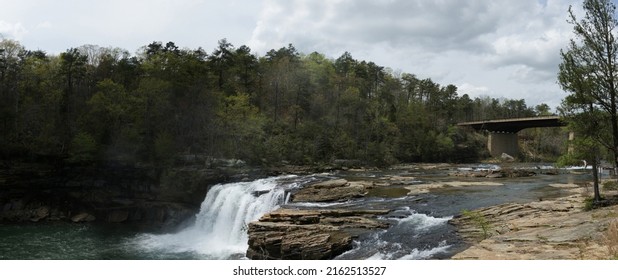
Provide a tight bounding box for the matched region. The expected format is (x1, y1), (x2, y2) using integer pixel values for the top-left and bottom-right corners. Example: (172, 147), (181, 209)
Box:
(592, 153), (602, 203)
(274, 80), (279, 123)
(611, 89), (618, 173)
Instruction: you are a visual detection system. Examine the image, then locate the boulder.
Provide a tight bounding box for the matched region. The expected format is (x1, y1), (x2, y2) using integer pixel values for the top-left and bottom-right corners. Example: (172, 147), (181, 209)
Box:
(291, 179), (370, 202)
(501, 153), (515, 162)
(246, 208), (390, 260)
(107, 210), (129, 223)
(71, 212), (96, 223)
(30, 206), (50, 222)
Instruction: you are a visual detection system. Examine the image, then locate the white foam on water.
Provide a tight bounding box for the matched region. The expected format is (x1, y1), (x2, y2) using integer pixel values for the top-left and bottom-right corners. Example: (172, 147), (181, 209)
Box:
(289, 201), (349, 208)
(135, 175), (300, 259)
(398, 240), (452, 260)
(394, 208), (452, 233)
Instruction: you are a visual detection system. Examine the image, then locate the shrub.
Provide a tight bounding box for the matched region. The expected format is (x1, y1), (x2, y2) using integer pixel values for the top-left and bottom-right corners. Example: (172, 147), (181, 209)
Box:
(603, 180), (618, 191)
(583, 197), (596, 211)
(462, 210), (493, 240)
(555, 153), (581, 168)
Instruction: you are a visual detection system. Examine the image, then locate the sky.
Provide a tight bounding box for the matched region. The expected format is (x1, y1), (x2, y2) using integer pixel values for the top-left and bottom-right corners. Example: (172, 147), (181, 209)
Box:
(0, 0), (608, 110)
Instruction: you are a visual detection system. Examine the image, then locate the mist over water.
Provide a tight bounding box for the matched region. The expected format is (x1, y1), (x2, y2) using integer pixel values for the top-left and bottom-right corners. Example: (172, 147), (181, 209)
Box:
(134, 175), (307, 259)
(130, 173), (463, 260)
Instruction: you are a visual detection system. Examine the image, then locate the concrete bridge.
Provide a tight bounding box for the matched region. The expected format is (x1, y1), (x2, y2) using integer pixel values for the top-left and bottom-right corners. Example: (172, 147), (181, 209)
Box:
(457, 116), (567, 157)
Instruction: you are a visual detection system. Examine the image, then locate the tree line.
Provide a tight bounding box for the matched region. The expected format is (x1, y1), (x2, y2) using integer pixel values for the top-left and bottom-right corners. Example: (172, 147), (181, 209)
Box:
(1, 38), (554, 166)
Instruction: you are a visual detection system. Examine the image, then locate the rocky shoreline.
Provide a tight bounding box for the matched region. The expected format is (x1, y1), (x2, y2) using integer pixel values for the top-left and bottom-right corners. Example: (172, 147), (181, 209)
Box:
(245, 172), (618, 260)
(6, 159), (616, 260)
(450, 182), (618, 259)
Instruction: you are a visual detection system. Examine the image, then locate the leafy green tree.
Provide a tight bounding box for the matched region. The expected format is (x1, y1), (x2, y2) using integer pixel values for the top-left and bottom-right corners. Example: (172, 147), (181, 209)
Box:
(560, 0), (618, 175)
(2, 38), (557, 166)
(209, 39), (235, 93)
(58, 48), (88, 152)
(0, 39), (25, 153)
(233, 45), (259, 96)
(68, 132), (98, 162)
(216, 93), (264, 159)
(535, 103), (552, 116)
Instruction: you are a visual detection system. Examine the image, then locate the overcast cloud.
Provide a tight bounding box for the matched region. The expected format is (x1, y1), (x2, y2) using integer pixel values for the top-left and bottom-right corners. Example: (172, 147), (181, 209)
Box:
(0, 0), (600, 109)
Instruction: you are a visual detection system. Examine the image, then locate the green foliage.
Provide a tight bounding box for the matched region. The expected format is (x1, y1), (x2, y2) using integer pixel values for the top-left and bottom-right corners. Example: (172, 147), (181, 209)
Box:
(583, 197), (597, 211)
(462, 210), (493, 240)
(558, 0), (618, 202)
(1, 38), (552, 166)
(556, 153), (581, 167)
(68, 132), (98, 162)
(603, 180), (618, 191)
(154, 132), (175, 166)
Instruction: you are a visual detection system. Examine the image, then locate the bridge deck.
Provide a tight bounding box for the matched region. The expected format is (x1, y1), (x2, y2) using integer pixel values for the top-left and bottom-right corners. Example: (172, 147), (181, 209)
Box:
(457, 116), (566, 133)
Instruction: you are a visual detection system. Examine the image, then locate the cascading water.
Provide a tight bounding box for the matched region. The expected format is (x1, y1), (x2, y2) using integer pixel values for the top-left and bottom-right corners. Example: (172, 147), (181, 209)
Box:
(335, 207), (454, 260)
(135, 175), (306, 259)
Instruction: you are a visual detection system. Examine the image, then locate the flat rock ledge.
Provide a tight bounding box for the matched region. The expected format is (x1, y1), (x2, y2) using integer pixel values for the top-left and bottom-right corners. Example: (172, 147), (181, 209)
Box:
(246, 208), (390, 260)
(290, 179), (372, 202)
(406, 181), (504, 195)
(449, 168), (537, 178)
(450, 184), (618, 260)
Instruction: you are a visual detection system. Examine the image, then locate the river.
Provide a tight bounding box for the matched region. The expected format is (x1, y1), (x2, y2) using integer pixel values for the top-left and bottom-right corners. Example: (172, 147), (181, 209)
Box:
(0, 164), (590, 260)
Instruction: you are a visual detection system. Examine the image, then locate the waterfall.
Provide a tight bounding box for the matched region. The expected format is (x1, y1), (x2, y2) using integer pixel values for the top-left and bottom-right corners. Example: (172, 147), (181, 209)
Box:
(135, 175), (302, 259)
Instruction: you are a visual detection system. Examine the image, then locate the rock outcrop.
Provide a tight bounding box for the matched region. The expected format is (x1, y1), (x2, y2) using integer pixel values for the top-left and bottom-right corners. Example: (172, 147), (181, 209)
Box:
(290, 179), (372, 202)
(450, 183), (618, 259)
(0, 159), (229, 228)
(449, 168), (536, 178)
(406, 181), (504, 195)
(71, 212), (96, 223)
(246, 208), (390, 260)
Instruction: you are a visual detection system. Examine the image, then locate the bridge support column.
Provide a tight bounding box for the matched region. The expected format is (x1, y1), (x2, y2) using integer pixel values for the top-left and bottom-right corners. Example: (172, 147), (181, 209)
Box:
(488, 132), (519, 157)
(568, 131), (575, 155)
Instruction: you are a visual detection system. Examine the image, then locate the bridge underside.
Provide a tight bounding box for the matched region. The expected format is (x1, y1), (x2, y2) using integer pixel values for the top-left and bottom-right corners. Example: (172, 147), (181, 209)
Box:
(458, 116), (566, 158)
(488, 132), (519, 157)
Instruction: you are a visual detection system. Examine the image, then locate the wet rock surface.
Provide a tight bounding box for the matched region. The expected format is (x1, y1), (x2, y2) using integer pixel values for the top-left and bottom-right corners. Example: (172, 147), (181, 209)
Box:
(246, 208), (390, 260)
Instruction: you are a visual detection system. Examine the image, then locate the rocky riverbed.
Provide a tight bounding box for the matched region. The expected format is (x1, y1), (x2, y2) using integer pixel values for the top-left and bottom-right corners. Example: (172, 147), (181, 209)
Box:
(450, 182), (618, 259)
(246, 168), (618, 260)
(4, 160), (612, 260)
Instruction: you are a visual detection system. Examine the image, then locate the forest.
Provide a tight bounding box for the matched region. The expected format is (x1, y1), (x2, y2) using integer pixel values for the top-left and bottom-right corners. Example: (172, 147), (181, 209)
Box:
(0, 38), (564, 167)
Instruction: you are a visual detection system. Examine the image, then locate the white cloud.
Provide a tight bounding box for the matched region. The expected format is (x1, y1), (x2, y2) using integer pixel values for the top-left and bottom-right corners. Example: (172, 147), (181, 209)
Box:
(458, 83), (491, 98)
(0, 21), (28, 40)
(35, 21), (52, 30)
(249, 0), (506, 54)
(0, 0), (582, 108)
(247, 0), (579, 108)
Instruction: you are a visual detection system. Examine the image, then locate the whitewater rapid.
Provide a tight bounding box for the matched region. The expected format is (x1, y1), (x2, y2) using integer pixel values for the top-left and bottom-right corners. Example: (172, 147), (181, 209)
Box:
(133, 175), (458, 260)
(134, 175), (306, 259)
